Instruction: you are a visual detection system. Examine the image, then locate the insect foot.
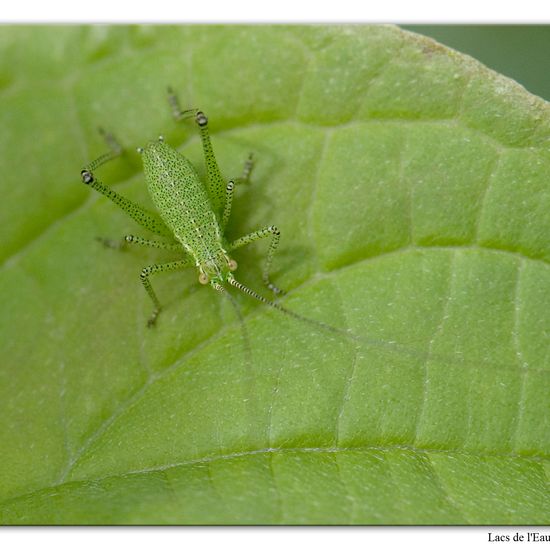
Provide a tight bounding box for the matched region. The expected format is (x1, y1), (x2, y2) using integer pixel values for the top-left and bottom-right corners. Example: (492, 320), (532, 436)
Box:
(267, 282), (285, 296)
(147, 308), (161, 328)
(95, 236), (126, 251)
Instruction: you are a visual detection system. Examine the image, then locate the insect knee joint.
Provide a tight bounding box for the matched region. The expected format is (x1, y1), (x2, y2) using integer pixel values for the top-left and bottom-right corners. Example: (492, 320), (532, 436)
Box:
(81, 170), (94, 184)
(195, 111), (208, 127)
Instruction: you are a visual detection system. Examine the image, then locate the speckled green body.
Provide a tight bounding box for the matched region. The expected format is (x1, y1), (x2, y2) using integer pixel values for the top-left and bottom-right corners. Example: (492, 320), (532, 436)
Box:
(81, 92), (283, 327)
(142, 141), (229, 281)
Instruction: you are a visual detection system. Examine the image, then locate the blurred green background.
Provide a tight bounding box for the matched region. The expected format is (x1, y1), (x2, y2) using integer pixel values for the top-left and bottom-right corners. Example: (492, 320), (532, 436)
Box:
(403, 25), (550, 101)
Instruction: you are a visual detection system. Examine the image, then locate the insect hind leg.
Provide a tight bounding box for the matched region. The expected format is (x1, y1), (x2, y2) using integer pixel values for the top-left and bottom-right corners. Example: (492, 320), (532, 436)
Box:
(167, 86), (194, 122)
(83, 127), (123, 173)
(80, 128), (173, 238)
(235, 153), (254, 185)
(166, 87), (226, 214)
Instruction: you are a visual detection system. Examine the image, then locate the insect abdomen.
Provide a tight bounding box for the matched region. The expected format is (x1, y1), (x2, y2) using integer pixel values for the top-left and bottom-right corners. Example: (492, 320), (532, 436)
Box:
(142, 141), (223, 257)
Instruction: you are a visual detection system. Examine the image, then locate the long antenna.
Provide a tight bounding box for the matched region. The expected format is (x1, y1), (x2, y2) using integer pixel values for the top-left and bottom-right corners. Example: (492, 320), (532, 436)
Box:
(227, 275), (357, 343)
(212, 282), (253, 364)
(225, 277), (529, 379)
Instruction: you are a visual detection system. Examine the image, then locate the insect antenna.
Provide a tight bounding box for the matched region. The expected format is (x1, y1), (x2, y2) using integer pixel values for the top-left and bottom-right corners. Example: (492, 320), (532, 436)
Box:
(227, 276), (356, 343)
(212, 282), (253, 365)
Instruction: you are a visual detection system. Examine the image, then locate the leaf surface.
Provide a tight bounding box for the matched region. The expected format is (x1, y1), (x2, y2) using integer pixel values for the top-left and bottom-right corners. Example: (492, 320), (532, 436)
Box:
(0, 25), (549, 524)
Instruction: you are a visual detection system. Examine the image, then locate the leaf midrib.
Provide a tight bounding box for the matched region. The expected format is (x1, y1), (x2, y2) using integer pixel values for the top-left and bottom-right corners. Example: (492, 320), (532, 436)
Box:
(1, 444), (547, 511)
(44, 244), (550, 489)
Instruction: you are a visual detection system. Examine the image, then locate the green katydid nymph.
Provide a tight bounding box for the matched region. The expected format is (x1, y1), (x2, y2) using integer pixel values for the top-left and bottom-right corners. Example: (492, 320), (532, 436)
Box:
(80, 88), (344, 337)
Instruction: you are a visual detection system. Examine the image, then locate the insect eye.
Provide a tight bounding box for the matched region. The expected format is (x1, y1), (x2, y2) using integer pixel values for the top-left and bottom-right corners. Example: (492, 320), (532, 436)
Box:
(158, 135), (164, 142)
(228, 259), (238, 271)
(198, 273), (210, 285)
(81, 170), (94, 184)
(136, 147), (144, 154)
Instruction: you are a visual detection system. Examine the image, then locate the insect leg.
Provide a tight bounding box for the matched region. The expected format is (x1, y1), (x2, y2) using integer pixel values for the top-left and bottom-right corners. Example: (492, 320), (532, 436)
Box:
(167, 86), (192, 122)
(80, 171), (173, 237)
(97, 235), (183, 251)
(221, 180), (235, 229)
(228, 225), (284, 295)
(234, 153), (254, 185)
(221, 154), (255, 228)
(167, 87), (225, 214)
(95, 237), (127, 250)
(83, 127), (123, 172)
(124, 235), (183, 251)
(81, 127), (174, 237)
(140, 258), (194, 327)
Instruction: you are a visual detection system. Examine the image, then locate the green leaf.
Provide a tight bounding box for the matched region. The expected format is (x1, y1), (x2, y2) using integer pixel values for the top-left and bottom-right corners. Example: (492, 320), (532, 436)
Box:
(0, 25), (549, 525)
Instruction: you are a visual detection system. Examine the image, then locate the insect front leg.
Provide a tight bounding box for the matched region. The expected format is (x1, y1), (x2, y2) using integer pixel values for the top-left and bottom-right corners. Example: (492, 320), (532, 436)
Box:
(139, 257), (194, 327)
(229, 225), (284, 296)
